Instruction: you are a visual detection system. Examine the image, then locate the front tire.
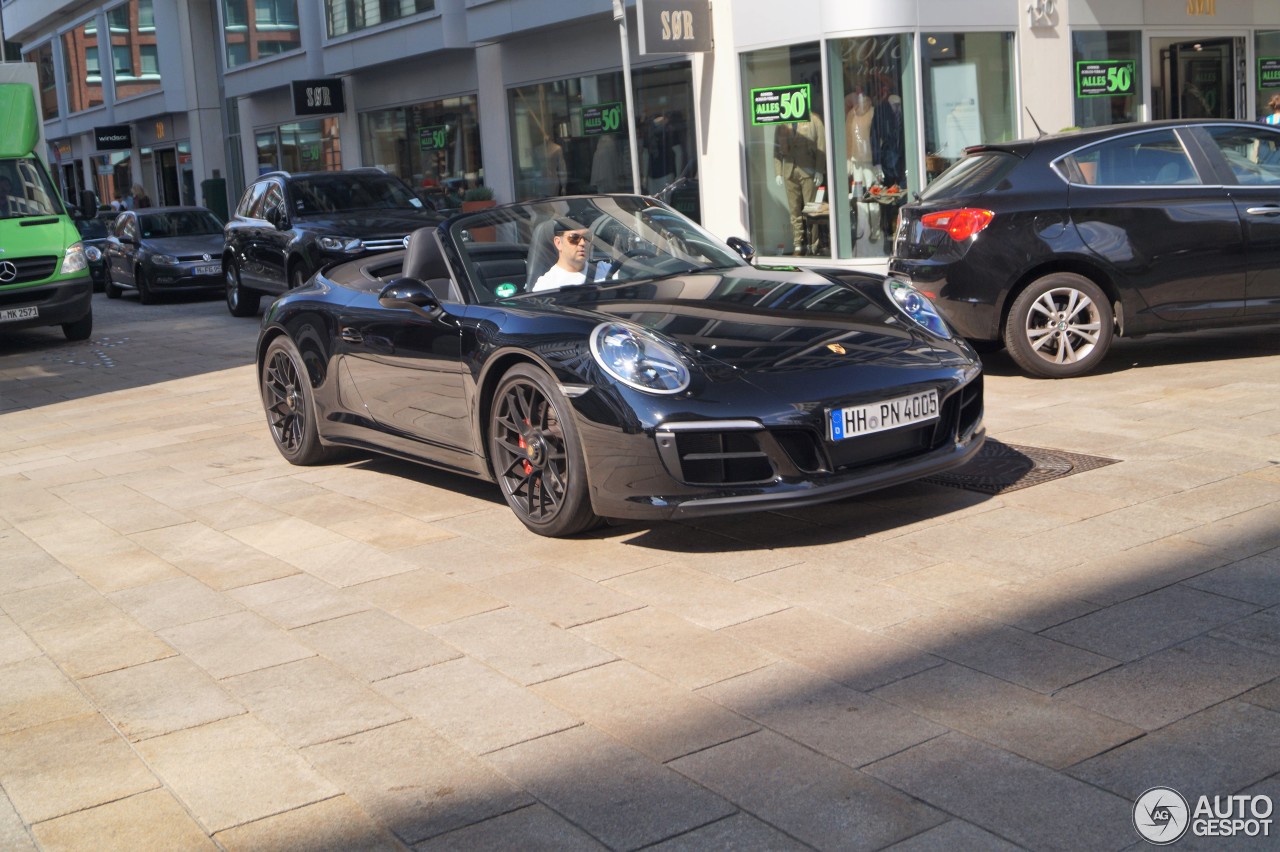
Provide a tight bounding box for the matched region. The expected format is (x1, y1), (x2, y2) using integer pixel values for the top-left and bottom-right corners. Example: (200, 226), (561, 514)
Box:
(226, 259), (260, 318)
(136, 266), (156, 304)
(1003, 273), (1114, 379)
(489, 364), (601, 537)
(62, 308), (93, 341)
(260, 336), (333, 465)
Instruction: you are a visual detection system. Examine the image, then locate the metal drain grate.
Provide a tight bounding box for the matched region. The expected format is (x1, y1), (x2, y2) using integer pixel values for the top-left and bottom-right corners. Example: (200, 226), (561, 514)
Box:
(922, 439), (1119, 495)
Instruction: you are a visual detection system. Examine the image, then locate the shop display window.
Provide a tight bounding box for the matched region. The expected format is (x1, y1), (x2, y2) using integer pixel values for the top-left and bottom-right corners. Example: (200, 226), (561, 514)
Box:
(829, 35), (917, 259)
(359, 95), (482, 212)
(1073, 31), (1142, 128)
(1256, 31), (1280, 123)
(921, 32), (1016, 178)
(740, 42), (825, 258)
(255, 119), (342, 174)
(507, 62), (696, 219)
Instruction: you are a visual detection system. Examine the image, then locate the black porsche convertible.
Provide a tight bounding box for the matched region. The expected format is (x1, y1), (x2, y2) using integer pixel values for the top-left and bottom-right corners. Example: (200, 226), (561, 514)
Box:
(256, 194), (984, 536)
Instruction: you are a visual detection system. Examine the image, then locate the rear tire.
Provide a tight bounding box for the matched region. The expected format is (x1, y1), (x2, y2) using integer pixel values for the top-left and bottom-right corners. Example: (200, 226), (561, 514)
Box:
(226, 259), (260, 317)
(1003, 273), (1114, 379)
(62, 308), (93, 341)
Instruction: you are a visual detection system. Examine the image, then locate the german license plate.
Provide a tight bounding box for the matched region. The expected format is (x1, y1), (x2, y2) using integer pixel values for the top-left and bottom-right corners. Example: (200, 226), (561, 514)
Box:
(194, 264), (221, 275)
(829, 389), (939, 440)
(0, 306), (38, 323)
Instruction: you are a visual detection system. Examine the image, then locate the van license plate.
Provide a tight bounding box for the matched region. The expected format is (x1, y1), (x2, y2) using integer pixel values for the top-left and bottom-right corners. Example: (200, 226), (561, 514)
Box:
(829, 389), (939, 441)
(0, 306), (38, 323)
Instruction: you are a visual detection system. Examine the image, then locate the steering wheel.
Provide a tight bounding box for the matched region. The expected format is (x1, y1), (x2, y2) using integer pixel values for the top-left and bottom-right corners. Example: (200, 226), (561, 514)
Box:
(609, 246), (660, 279)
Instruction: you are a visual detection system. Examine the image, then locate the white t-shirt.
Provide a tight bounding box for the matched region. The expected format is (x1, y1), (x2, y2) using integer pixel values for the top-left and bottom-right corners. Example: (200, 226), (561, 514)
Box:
(532, 261), (613, 292)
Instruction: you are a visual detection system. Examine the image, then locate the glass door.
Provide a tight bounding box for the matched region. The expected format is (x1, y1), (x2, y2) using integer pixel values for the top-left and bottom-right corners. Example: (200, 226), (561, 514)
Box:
(1151, 36), (1245, 120)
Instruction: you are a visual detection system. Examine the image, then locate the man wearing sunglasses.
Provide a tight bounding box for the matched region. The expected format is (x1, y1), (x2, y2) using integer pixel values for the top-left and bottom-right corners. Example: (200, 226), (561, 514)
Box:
(532, 218), (612, 292)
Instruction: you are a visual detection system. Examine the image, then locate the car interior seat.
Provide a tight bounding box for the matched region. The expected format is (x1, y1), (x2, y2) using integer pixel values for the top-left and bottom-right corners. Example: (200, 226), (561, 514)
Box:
(402, 226), (459, 302)
(525, 218), (559, 290)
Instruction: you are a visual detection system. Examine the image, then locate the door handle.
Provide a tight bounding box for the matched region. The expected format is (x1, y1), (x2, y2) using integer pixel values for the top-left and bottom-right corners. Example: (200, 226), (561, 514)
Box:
(1245, 205), (1280, 216)
(340, 327), (363, 344)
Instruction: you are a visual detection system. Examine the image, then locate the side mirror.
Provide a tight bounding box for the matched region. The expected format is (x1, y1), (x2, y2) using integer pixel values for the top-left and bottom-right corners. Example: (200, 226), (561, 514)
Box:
(726, 236), (756, 264)
(265, 206), (288, 229)
(379, 277), (442, 312)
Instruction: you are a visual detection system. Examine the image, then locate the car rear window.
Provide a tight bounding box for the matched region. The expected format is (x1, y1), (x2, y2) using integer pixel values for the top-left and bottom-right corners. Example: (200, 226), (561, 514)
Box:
(919, 152), (1020, 201)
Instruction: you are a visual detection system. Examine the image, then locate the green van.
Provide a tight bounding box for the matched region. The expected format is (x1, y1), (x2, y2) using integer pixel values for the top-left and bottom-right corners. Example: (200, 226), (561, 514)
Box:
(0, 79), (93, 341)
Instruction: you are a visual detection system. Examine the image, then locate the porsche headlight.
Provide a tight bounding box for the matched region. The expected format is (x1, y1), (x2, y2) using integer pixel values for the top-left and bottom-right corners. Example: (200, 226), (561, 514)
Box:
(590, 323), (690, 395)
(318, 235), (363, 253)
(62, 242), (88, 274)
(886, 278), (951, 339)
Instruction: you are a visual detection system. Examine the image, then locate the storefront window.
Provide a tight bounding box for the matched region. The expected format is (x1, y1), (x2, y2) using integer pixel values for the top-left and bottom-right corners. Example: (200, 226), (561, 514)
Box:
(829, 35), (917, 259)
(1256, 31), (1280, 123)
(256, 120), (342, 175)
(25, 42), (59, 119)
(108, 0), (162, 101)
(922, 32), (1016, 179)
(741, 43), (824, 257)
(62, 23), (104, 113)
(326, 0), (434, 39)
(222, 0), (300, 69)
(360, 95), (481, 212)
(507, 62), (694, 216)
(1073, 31), (1141, 128)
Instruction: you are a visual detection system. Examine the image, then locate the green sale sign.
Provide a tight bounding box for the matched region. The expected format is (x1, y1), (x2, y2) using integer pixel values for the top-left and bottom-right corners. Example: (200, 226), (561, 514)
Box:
(583, 103), (624, 136)
(750, 84), (811, 125)
(1076, 60), (1136, 98)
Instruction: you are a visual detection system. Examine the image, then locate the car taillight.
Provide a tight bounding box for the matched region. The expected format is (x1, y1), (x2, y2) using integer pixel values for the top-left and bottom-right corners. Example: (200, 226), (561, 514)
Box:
(920, 208), (994, 242)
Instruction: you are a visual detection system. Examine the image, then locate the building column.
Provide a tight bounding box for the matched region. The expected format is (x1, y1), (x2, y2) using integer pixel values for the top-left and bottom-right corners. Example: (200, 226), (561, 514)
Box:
(474, 41), (512, 203)
(693, 0), (747, 241)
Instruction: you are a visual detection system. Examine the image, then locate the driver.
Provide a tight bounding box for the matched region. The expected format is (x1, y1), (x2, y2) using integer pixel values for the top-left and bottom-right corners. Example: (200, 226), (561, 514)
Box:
(531, 218), (612, 292)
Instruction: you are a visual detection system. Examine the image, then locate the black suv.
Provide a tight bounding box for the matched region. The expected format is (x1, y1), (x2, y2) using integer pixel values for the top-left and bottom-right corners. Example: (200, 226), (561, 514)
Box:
(222, 168), (442, 316)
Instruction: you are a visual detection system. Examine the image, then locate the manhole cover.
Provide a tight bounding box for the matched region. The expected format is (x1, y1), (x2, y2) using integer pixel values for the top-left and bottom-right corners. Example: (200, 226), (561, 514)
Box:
(922, 439), (1119, 495)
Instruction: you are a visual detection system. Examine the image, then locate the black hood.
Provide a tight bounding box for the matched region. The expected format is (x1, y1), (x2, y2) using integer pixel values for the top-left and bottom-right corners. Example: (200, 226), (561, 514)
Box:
(519, 266), (966, 385)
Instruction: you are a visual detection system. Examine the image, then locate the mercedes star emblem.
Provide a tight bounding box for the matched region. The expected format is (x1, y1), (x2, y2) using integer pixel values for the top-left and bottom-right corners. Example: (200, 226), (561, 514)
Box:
(0, 261), (17, 283)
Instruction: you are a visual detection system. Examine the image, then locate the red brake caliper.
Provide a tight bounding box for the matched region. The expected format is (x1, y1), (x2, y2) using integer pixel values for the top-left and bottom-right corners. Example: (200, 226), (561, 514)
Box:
(518, 420), (532, 475)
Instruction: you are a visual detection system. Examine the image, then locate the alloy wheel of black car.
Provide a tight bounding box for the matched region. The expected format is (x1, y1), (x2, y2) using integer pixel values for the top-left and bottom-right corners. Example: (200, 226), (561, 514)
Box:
(1004, 273), (1114, 379)
(290, 265), (309, 291)
(226, 259), (261, 318)
(489, 364), (600, 536)
(261, 336), (331, 465)
(136, 266), (156, 305)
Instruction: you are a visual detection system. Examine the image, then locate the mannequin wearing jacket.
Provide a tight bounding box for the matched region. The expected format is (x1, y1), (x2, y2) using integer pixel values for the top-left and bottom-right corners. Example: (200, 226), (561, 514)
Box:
(773, 109), (826, 255)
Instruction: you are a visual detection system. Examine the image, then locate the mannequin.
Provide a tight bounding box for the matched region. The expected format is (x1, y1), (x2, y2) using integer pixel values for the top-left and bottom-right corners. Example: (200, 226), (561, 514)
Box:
(591, 134), (626, 192)
(845, 91), (879, 244)
(643, 113), (684, 194)
(773, 108), (826, 255)
(536, 135), (567, 196)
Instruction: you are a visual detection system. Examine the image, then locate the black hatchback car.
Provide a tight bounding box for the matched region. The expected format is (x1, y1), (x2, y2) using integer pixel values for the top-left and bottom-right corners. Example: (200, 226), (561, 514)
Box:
(222, 168), (443, 317)
(890, 120), (1280, 378)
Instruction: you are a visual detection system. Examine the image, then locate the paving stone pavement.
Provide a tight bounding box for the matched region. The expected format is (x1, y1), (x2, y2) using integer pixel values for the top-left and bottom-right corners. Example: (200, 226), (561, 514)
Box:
(1, 292), (1278, 851)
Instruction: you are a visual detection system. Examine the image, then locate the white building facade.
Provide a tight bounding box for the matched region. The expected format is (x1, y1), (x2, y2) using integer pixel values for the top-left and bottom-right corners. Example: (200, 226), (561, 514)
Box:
(6, 0), (1279, 262)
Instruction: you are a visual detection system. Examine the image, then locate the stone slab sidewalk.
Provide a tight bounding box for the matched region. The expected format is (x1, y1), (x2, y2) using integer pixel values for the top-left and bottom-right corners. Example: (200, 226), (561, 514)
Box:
(1, 294), (1278, 851)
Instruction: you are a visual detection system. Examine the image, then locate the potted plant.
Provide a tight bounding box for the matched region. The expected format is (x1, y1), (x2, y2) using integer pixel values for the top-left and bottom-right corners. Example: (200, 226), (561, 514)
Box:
(461, 185), (496, 241)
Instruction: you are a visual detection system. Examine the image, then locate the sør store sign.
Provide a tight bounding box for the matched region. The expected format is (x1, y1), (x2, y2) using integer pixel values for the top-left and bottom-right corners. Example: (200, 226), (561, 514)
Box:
(637, 0), (711, 54)
(292, 79), (345, 116)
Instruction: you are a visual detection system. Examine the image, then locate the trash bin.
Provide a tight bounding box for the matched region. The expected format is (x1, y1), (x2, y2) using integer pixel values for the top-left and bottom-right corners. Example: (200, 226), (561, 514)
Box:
(201, 177), (229, 222)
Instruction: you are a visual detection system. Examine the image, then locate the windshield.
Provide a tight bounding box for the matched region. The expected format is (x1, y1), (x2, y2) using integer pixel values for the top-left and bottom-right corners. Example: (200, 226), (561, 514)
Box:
(139, 210), (225, 238)
(76, 217), (109, 239)
(450, 195), (747, 304)
(290, 173), (424, 215)
(0, 157), (65, 220)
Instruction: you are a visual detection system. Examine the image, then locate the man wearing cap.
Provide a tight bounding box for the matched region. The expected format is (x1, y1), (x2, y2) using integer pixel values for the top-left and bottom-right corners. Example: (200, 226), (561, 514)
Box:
(532, 219), (612, 292)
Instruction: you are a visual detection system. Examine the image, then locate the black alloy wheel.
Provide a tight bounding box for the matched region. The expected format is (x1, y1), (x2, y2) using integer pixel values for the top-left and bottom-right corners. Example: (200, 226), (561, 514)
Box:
(290, 264), (309, 291)
(1003, 272), (1114, 379)
(489, 364), (600, 537)
(226, 259), (261, 317)
(260, 336), (332, 465)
